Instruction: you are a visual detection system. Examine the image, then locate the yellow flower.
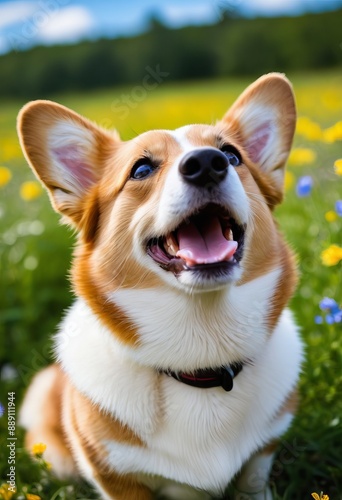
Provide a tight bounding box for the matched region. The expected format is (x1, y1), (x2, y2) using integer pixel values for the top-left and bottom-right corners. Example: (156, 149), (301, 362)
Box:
(323, 121), (342, 143)
(26, 495), (41, 500)
(321, 245), (342, 266)
(334, 159), (342, 176)
(0, 166), (12, 187)
(311, 493), (329, 500)
(1, 140), (22, 161)
(20, 181), (42, 201)
(0, 483), (15, 500)
(288, 148), (317, 166)
(284, 171), (295, 191)
(325, 211), (338, 222)
(296, 117), (323, 141)
(32, 442), (47, 455)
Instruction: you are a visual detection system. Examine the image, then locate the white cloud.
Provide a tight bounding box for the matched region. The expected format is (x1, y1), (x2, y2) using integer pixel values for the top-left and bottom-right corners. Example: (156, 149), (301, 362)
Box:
(0, 36), (10, 55)
(0, 1), (37, 29)
(36, 5), (94, 44)
(161, 3), (217, 27)
(232, 0), (323, 16)
(244, 0), (299, 14)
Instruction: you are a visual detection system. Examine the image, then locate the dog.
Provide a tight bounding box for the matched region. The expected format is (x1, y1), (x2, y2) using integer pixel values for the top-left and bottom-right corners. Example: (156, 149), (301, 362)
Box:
(18, 73), (303, 500)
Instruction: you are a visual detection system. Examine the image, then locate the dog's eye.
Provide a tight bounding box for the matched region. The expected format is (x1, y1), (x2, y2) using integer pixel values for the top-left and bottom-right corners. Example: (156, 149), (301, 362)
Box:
(221, 147), (241, 167)
(130, 161), (156, 180)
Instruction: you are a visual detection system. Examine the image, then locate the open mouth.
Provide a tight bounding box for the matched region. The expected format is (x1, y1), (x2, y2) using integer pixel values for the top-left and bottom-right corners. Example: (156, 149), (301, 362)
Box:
(147, 204), (245, 277)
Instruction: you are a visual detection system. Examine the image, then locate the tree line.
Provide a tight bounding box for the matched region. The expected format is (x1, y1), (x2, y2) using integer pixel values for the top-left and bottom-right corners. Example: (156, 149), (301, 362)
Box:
(0, 8), (341, 100)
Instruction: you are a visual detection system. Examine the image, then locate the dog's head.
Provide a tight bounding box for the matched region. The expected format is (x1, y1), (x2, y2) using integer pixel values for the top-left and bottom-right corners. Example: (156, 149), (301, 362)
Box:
(18, 73), (297, 331)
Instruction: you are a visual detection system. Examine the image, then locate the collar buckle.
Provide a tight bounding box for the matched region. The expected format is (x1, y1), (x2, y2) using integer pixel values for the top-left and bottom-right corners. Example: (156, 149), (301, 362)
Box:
(220, 365), (240, 391)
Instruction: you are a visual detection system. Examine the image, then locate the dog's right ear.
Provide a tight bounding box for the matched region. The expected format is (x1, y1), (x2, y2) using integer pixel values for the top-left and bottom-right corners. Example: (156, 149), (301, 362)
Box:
(17, 100), (119, 226)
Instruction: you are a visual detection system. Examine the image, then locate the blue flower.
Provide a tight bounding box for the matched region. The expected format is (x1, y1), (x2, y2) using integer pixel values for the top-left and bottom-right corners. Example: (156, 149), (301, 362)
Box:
(319, 297), (338, 311)
(0, 402), (5, 417)
(326, 314), (335, 325)
(335, 200), (342, 217)
(296, 176), (313, 197)
(334, 310), (342, 323)
(317, 297), (342, 324)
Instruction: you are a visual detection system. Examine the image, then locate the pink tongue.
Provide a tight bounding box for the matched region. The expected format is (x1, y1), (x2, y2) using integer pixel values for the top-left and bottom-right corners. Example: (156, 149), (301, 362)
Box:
(176, 216), (238, 266)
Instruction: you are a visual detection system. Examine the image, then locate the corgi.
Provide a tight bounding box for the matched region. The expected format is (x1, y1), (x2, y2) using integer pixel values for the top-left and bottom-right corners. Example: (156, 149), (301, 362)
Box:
(18, 73), (303, 500)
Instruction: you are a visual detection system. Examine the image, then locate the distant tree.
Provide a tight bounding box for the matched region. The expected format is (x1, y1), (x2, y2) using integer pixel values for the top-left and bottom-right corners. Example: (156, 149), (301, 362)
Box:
(0, 9), (341, 99)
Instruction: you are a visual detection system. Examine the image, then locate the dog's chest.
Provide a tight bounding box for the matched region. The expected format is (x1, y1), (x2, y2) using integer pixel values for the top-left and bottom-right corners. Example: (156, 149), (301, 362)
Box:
(104, 376), (258, 493)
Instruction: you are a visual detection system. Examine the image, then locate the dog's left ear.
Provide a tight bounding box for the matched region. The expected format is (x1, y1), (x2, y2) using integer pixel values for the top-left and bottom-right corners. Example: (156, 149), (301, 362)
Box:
(17, 100), (119, 227)
(222, 73), (296, 202)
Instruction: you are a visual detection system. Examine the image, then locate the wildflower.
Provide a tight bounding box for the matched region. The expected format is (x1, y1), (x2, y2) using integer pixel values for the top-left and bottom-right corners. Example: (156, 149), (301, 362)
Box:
(2, 140), (22, 161)
(320, 245), (342, 266)
(334, 159), (342, 176)
(319, 297), (338, 311)
(323, 121), (342, 143)
(296, 176), (313, 197)
(0, 402), (4, 417)
(32, 442), (47, 455)
(335, 200), (342, 216)
(288, 148), (317, 166)
(284, 171), (295, 191)
(326, 314), (335, 325)
(311, 493), (329, 500)
(334, 310), (342, 323)
(26, 495), (41, 500)
(0, 166), (12, 187)
(295, 117), (323, 141)
(0, 484), (15, 500)
(325, 211), (338, 222)
(318, 297), (342, 324)
(20, 181), (42, 201)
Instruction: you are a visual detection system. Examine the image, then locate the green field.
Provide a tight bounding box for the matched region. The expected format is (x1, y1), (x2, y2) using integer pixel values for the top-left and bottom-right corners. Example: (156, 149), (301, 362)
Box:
(0, 71), (342, 499)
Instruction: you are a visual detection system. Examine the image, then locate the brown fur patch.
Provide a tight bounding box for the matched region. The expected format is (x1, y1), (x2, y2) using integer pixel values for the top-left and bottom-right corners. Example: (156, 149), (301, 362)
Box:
(71, 249), (141, 345)
(64, 382), (151, 499)
(277, 387), (299, 418)
(23, 365), (77, 476)
(261, 439), (280, 456)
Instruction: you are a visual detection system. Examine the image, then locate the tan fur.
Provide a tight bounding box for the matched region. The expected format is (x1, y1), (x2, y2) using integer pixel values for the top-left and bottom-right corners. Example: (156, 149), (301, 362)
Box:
(61, 381), (152, 499)
(21, 365), (77, 478)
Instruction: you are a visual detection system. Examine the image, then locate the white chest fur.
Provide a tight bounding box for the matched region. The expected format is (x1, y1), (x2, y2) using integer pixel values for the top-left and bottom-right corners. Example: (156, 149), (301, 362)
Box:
(103, 311), (301, 493)
(55, 270), (302, 494)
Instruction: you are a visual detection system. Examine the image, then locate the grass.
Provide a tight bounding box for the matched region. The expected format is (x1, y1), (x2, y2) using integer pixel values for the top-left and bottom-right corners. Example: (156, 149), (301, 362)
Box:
(0, 70), (341, 499)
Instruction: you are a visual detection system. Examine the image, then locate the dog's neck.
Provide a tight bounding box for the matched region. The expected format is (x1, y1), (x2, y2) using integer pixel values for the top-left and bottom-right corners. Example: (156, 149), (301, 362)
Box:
(106, 267), (283, 371)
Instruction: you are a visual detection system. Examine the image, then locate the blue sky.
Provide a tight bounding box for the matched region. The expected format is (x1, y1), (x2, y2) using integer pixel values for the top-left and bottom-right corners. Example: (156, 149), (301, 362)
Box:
(1, 0), (342, 54)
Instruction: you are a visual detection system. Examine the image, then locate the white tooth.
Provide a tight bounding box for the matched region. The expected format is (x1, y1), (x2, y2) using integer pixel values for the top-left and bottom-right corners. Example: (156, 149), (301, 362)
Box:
(224, 228), (233, 241)
(165, 234), (179, 256)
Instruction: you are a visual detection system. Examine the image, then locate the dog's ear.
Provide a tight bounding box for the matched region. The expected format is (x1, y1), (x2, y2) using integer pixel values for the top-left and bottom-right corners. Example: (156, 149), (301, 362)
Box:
(17, 100), (119, 225)
(222, 73), (296, 201)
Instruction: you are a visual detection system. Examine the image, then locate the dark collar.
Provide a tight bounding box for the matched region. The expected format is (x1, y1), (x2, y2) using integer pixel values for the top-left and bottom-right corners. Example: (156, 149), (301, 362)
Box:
(162, 362), (243, 392)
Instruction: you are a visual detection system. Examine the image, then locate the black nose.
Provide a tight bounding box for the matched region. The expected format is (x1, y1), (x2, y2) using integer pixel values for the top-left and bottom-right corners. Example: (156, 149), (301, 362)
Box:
(179, 148), (228, 187)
